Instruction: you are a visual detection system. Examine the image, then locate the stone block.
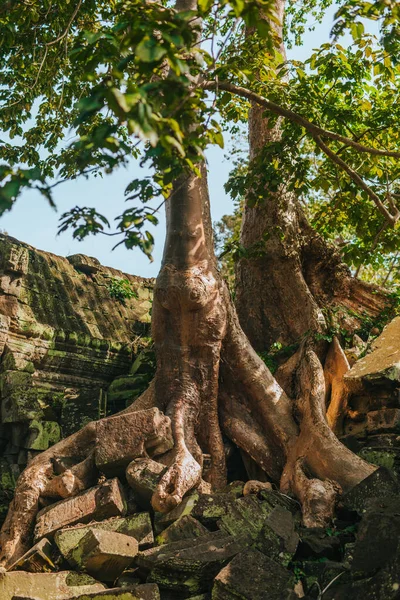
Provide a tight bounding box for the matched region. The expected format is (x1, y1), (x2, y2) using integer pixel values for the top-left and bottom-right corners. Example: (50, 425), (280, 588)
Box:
(342, 467), (400, 513)
(9, 538), (55, 573)
(24, 420), (61, 450)
(367, 408), (400, 433)
(156, 515), (209, 545)
(58, 584), (160, 599)
(126, 458), (167, 507)
(136, 531), (241, 594)
(55, 513), (153, 563)
(95, 409), (173, 476)
(352, 496), (400, 575)
(154, 493), (200, 533)
(0, 571), (105, 600)
(69, 529), (138, 582)
(254, 505), (299, 565)
(212, 549), (292, 600)
(34, 478), (126, 541)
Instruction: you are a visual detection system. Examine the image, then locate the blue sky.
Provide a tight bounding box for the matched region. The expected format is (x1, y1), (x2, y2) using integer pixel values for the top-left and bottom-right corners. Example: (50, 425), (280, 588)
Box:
(0, 6), (357, 278)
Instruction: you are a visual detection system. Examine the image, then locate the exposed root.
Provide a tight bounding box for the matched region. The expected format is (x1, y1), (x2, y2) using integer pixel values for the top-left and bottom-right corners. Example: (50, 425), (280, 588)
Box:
(324, 337), (350, 435)
(290, 457), (341, 528)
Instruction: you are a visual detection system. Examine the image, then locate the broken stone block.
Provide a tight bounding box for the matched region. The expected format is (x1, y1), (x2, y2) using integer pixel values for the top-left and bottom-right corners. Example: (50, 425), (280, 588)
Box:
(24, 420), (61, 450)
(0, 571), (105, 600)
(156, 515), (208, 545)
(95, 408), (173, 476)
(55, 512), (153, 563)
(367, 408), (400, 433)
(34, 478), (126, 541)
(352, 496), (400, 575)
(254, 505), (299, 565)
(126, 458), (167, 506)
(345, 316), (400, 386)
(61, 584), (160, 599)
(212, 549), (292, 600)
(8, 538), (56, 573)
(342, 466), (400, 513)
(154, 493), (200, 533)
(296, 528), (342, 562)
(69, 529), (138, 582)
(136, 531), (241, 594)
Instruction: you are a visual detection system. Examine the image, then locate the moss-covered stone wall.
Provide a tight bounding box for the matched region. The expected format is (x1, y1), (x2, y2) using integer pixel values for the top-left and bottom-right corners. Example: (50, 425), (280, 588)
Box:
(0, 234), (154, 522)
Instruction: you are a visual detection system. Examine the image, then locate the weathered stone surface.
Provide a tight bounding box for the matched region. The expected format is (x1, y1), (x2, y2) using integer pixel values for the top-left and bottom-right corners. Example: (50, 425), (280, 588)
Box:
(342, 467), (400, 513)
(156, 515), (208, 545)
(69, 585), (160, 599)
(126, 458), (167, 507)
(345, 316), (400, 385)
(0, 234), (154, 521)
(212, 549), (292, 600)
(0, 571), (105, 600)
(296, 528), (342, 562)
(55, 513), (153, 563)
(95, 409), (173, 477)
(352, 496), (400, 575)
(69, 529), (138, 582)
(367, 408), (400, 433)
(9, 538), (55, 573)
(34, 478), (126, 541)
(136, 531), (242, 594)
(24, 420), (61, 450)
(154, 493), (200, 532)
(254, 505), (299, 565)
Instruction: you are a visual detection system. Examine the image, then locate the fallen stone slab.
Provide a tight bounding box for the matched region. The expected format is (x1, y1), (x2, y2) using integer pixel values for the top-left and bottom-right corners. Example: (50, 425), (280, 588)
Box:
(126, 458), (167, 507)
(55, 513), (153, 564)
(154, 493), (200, 533)
(13, 586), (160, 600)
(156, 515), (208, 545)
(136, 531), (242, 594)
(1, 571), (105, 600)
(95, 408), (173, 476)
(342, 466), (400, 513)
(344, 316), (400, 386)
(352, 496), (400, 575)
(8, 538), (56, 573)
(212, 549), (292, 600)
(34, 478), (126, 541)
(69, 529), (138, 582)
(70, 585), (160, 599)
(254, 505), (299, 565)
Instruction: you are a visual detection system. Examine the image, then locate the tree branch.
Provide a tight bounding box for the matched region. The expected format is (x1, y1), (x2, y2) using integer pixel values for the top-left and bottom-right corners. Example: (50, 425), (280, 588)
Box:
(202, 80), (400, 159)
(313, 135), (399, 225)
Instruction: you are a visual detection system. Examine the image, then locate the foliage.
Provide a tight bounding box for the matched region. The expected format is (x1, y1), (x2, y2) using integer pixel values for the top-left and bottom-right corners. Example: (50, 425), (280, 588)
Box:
(107, 277), (138, 303)
(0, 0), (399, 270)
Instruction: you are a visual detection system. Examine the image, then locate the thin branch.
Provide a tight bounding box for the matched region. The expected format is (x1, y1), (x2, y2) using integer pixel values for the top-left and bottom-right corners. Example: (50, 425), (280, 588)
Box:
(314, 135), (399, 225)
(202, 80), (400, 159)
(46, 0), (83, 47)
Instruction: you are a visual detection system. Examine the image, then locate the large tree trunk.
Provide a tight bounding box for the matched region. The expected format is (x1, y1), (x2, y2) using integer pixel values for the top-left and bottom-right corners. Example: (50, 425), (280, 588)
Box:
(235, 0), (387, 352)
(0, 0), (380, 569)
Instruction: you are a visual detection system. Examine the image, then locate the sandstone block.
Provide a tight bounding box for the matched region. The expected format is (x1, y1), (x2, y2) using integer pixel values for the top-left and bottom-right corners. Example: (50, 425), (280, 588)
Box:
(8, 538), (55, 573)
(95, 409), (173, 476)
(136, 531), (241, 594)
(0, 571), (104, 600)
(70, 529), (138, 582)
(24, 420), (61, 450)
(367, 408), (400, 433)
(156, 515), (208, 545)
(53, 583), (160, 599)
(126, 458), (167, 506)
(254, 505), (299, 565)
(55, 513), (153, 563)
(342, 466), (400, 513)
(212, 549), (292, 600)
(34, 478), (126, 541)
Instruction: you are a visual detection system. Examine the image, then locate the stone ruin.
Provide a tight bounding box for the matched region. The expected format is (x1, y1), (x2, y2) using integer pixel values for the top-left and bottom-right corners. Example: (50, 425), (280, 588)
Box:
(1, 234), (400, 599)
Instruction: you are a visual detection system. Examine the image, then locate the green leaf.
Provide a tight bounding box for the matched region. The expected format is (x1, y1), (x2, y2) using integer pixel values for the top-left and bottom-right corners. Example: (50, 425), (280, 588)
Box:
(136, 36), (167, 63)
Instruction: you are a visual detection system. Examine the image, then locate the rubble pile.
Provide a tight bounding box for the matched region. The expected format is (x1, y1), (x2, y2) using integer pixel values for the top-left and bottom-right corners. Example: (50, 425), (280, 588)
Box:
(2, 460), (400, 599)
